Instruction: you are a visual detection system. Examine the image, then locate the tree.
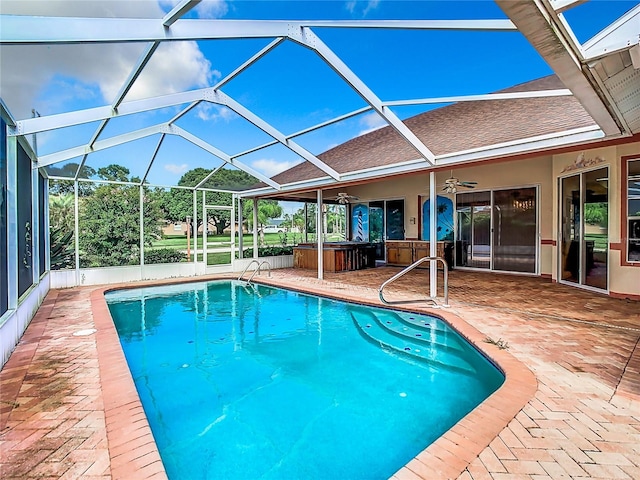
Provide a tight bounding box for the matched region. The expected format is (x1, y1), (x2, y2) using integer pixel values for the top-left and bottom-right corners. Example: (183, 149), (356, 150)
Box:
(49, 194), (75, 269)
(162, 167), (258, 235)
(47, 163), (96, 196)
(242, 200), (283, 230)
(242, 200), (283, 245)
(78, 165), (163, 267)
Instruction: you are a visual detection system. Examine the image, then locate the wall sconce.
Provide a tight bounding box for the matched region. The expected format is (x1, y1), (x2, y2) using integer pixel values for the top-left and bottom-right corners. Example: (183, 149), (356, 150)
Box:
(409, 217), (416, 224)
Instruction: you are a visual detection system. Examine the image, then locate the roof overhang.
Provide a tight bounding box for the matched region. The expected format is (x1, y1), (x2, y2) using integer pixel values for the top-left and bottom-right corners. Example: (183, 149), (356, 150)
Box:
(495, 0), (630, 137)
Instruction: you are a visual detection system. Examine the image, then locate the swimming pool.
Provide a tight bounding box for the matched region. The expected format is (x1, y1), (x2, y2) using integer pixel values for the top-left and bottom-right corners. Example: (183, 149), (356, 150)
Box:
(106, 280), (503, 479)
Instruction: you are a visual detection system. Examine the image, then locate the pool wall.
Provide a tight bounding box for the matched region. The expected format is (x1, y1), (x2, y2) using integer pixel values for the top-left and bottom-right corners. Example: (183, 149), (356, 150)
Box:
(91, 273), (537, 480)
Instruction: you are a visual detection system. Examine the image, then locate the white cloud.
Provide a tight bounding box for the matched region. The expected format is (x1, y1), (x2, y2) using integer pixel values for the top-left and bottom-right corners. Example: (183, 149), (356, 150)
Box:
(0, 0), (222, 119)
(251, 158), (301, 178)
(196, 103), (235, 122)
(159, 0), (228, 18)
(358, 112), (386, 136)
(165, 163), (189, 174)
(345, 0), (380, 17)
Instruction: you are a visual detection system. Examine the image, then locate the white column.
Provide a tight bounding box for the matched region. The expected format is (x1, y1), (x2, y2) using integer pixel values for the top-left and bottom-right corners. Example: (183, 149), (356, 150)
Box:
(74, 180), (80, 285)
(230, 194), (236, 269)
(429, 171), (437, 298)
(202, 190), (207, 265)
(139, 185), (144, 270)
(317, 189), (323, 280)
(252, 198), (258, 258)
(192, 189), (197, 264)
(237, 197), (243, 259)
(31, 166), (40, 283)
(6, 135), (18, 308)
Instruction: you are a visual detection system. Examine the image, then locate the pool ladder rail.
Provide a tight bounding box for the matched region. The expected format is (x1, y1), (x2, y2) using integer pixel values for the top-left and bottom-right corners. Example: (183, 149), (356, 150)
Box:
(238, 259), (271, 285)
(378, 256), (450, 308)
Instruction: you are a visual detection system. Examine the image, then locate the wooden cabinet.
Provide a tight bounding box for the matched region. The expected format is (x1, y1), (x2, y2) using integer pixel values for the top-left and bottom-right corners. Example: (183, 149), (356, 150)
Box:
(386, 241), (413, 266)
(386, 241), (448, 267)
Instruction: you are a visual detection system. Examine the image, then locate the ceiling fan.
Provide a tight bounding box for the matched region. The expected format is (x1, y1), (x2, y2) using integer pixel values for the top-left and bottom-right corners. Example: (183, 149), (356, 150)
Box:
(329, 192), (360, 204)
(442, 171), (477, 194)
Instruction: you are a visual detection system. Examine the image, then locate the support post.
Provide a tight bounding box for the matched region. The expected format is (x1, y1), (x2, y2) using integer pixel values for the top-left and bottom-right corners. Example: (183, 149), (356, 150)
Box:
(429, 171), (437, 298)
(252, 198), (258, 258)
(317, 189), (323, 280)
(74, 180), (80, 286)
(237, 197), (243, 259)
(192, 190), (197, 264)
(230, 194), (236, 269)
(139, 185), (144, 274)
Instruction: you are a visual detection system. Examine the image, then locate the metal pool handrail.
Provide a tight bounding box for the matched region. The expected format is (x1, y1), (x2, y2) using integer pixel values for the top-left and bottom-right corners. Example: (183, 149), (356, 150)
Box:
(238, 259), (272, 285)
(246, 260), (271, 284)
(378, 256), (449, 307)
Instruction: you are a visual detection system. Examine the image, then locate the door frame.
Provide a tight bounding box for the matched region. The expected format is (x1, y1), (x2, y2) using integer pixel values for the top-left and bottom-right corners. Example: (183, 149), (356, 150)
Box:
(454, 185), (540, 275)
(557, 166), (609, 293)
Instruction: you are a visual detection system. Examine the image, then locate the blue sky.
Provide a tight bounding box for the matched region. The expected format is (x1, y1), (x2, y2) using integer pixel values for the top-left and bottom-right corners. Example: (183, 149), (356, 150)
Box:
(0, 0), (637, 186)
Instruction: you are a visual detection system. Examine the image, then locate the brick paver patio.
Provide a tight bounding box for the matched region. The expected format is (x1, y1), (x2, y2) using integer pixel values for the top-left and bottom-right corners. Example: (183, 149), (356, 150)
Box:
(1, 268), (638, 479)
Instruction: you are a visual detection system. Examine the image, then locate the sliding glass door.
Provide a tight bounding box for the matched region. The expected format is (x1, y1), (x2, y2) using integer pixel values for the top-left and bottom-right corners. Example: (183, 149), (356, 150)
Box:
(559, 167), (608, 290)
(456, 187), (537, 273)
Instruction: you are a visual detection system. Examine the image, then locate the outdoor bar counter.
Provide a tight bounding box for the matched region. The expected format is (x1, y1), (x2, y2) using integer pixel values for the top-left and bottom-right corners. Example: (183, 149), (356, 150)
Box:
(293, 242), (376, 272)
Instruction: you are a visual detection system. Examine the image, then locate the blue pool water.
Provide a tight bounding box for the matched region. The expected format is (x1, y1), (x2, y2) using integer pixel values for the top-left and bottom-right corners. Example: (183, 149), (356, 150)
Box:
(106, 281), (503, 480)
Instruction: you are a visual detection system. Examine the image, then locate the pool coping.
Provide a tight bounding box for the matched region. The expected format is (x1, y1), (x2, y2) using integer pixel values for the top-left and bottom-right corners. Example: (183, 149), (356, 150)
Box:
(92, 275), (537, 480)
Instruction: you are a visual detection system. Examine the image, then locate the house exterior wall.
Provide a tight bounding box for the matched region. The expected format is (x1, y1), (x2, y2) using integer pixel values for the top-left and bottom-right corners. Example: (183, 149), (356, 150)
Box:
(337, 140), (639, 299)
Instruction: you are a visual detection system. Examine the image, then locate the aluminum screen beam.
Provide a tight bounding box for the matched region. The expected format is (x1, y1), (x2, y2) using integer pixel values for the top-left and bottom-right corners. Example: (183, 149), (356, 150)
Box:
(169, 125), (281, 189)
(0, 17), (516, 45)
(140, 134), (166, 185)
(112, 42), (160, 109)
(9, 88), (214, 136)
(496, 0), (623, 136)
(212, 90), (341, 180)
(292, 27), (436, 165)
(383, 89), (573, 107)
(163, 0), (202, 27)
(37, 123), (166, 167)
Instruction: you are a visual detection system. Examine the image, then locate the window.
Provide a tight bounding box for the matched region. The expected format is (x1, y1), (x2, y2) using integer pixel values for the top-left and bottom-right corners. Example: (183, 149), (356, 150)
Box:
(173, 222), (182, 231)
(628, 159), (640, 263)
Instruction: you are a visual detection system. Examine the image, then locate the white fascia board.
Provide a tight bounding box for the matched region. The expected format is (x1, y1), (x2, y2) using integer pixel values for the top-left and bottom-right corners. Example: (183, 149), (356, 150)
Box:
(212, 90), (342, 180)
(37, 123), (165, 168)
(0, 16), (293, 44)
(550, 0), (587, 14)
(496, 0), (622, 136)
(163, 0), (202, 27)
(384, 89), (573, 107)
(10, 87), (213, 136)
(582, 5), (640, 60)
(436, 126), (605, 165)
(293, 27), (436, 165)
(169, 125), (282, 190)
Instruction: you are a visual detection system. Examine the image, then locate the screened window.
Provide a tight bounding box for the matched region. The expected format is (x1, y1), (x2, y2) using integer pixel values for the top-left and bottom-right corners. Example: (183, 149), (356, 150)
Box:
(17, 141), (33, 297)
(0, 117), (8, 315)
(628, 159), (640, 263)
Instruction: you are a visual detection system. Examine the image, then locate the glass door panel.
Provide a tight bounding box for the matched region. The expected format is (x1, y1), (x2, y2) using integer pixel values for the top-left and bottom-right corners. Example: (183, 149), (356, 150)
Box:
(560, 175), (580, 283)
(369, 201), (385, 260)
(560, 168), (608, 290)
(385, 200), (405, 240)
(584, 168), (608, 289)
(492, 188), (537, 273)
(456, 192), (491, 269)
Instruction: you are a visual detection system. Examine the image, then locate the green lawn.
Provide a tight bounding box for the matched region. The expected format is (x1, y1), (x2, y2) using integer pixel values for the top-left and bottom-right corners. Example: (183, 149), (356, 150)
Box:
(152, 233), (306, 250)
(585, 233), (608, 251)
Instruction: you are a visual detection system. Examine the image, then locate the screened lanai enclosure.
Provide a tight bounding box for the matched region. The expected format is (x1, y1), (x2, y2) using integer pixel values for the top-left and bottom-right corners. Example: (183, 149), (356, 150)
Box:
(2, 0), (640, 365)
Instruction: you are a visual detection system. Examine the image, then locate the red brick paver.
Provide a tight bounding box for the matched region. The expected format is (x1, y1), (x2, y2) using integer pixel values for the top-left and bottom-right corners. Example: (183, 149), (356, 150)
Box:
(1, 269), (638, 479)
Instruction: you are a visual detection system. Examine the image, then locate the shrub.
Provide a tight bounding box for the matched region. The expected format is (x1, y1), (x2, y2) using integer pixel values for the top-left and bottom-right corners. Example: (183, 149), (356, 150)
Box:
(145, 248), (185, 264)
(238, 246), (293, 258)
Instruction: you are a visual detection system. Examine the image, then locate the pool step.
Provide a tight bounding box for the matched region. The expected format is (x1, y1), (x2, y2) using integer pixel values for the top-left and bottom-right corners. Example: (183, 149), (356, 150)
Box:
(350, 310), (477, 376)
(372, 310), (467, 353)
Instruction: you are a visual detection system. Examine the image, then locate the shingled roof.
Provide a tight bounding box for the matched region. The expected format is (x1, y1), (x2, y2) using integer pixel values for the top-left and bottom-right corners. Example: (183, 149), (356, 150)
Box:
(270, 75), (596, 186)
